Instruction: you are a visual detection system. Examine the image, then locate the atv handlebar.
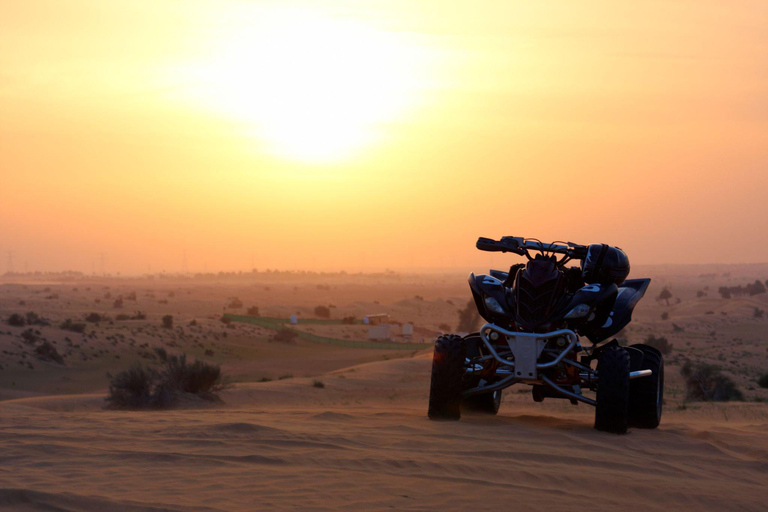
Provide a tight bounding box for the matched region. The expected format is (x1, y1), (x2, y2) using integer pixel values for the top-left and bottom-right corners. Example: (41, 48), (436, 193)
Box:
(476, 237), (588, 261)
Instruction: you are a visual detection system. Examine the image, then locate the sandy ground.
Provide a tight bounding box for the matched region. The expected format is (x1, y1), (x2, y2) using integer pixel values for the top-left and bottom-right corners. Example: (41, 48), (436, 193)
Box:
(0, 354), (766, 511)
(0, 267), (767, 510)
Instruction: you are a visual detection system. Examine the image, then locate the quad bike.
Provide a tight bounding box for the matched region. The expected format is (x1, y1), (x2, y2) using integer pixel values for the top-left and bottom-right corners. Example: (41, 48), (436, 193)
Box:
(428, 236), (663, 433)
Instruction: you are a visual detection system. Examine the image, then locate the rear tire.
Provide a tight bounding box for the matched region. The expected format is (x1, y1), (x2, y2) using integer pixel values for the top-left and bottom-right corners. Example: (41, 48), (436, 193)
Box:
(594, 345), (630, 434)
(428, 335), (466, 420)
(462, 390), (502, 415)
(628, 344), (664, 429)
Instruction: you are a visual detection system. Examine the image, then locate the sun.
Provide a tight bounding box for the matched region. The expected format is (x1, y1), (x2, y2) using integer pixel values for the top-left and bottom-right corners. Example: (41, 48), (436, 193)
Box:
(184, 10), (423, 162)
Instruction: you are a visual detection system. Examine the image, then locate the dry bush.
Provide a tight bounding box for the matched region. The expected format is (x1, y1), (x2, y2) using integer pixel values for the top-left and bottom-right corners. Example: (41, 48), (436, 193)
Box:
(7, 314), (26, 327)
(228, 298), (243, 309)
(246, 306), (259, 316)
(757, 374), (768, 389)
(106, 352), (224, 409)
(60, 318), (86, 334)
(34, 341), (64, 364)
(271, 328), (298, 344)
(85, 312), (103, 323)
(681, 361), (743, 402)
(644, 335), (673, 355)
(457, 299), (481, 332)
(314, 305), (331, 318)
(162, 315), (173, 329)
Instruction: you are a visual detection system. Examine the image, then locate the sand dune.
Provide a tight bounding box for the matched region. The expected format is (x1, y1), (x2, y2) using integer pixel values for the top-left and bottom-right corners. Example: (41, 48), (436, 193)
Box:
(0, 354), (766, 511)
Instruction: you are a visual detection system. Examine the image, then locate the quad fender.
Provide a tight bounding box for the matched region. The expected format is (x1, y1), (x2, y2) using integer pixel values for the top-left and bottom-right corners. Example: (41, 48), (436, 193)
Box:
(468, 273), (513, 324)
(588, 278), (651, 343)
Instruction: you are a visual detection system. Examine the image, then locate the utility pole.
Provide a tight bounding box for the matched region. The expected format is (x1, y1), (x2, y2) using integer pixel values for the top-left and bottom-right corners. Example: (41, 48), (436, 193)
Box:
(6, 251), (14, 274)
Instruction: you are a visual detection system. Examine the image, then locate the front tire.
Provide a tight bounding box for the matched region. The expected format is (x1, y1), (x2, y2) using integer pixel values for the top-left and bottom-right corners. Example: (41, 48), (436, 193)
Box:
(428, 335), (466, 420)
(594, 345), (630, 434)
(628, 344), (664, 429)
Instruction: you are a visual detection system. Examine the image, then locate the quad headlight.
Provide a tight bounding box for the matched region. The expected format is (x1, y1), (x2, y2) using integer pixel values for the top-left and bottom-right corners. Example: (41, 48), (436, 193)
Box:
(484, 296), (506, 314)
(564, 303), (592, 319)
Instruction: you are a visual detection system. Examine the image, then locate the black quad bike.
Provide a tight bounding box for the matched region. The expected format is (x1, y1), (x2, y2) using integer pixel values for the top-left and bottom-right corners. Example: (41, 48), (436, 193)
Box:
(428, 236), (663, 434)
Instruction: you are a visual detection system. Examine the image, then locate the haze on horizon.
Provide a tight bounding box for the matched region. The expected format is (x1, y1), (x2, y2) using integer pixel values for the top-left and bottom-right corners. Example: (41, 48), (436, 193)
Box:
(1, 0), (767, 275)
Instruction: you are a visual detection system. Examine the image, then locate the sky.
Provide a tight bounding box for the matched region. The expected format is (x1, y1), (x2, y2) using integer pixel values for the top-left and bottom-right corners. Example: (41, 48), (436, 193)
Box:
(1, 0), (767, 274)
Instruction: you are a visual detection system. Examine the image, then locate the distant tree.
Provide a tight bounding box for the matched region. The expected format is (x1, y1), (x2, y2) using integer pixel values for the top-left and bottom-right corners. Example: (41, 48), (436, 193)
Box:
(228, 298), (243, 309)
(161, 315), (173, 329)
(113, 297), (124, 309)
(658, 287), (673, 305)
(314, 305), (331, 319)
(718, 286), (731, 299)
(246, 306), (260, 317)
(747, 280), (766, 296)
(457, 300), (481, 332)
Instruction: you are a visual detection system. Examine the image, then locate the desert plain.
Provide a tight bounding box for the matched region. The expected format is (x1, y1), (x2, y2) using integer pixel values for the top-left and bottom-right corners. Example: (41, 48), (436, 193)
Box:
(0, 265), (767, 511)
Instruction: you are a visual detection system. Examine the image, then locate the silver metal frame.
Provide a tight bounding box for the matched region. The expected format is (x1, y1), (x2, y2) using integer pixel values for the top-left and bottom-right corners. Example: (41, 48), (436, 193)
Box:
(462, 323), (653, 404)
(462, 323), (653, 406)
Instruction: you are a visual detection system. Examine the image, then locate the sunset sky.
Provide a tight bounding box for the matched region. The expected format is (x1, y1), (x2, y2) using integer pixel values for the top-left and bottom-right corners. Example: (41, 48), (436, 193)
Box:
(1, 0), (767, 273)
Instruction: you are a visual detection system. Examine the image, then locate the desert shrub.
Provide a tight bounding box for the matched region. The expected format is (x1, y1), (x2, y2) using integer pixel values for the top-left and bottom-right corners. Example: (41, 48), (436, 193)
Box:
(106, 364), (158, 408)
(24, 312), (48, 326)
(457, 299), (481, 332)
(643, 335), (673, 355)
(661, 312), (669, 320)
(161, 315), (174, 329)
(718, 287), (731, 299)
(757, 374), (768, 389)
(312, 380), (325, 389)
(228, 298), (243, 309)
(85, 312), (103, 323)
(34, 341), (64, 364)
(672, 323), (685, 333)
(271, 328), (298, 343)
(113, 297), (124, 309)
(126, 291), (137, 301)
(414, 295), (424, 301)
(341, 316), (356, 324)
(106, 353), (223, 409)
(7, 313), (26, 327)
(60, 318), (86, 333)
(204, 349), (214, 356)
(696, 290), (706, 298)
(115, 314), (130, 321)
(754, 308), (765, 319)
(246, 306), (259, 316)
(220, 315), (232, 325)
(21, 329), (39, 344)
(681, 361), (743, 402)
(314, 305), (331, 318)
(162, 353), (222, 394)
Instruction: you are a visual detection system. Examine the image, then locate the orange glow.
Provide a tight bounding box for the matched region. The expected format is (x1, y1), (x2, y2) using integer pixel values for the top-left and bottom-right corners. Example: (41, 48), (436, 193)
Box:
(1, 1), (767, 273)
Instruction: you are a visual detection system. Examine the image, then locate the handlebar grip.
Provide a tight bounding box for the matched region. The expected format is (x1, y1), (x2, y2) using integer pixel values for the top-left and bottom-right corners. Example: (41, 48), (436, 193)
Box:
(476, 237), (506, 252)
